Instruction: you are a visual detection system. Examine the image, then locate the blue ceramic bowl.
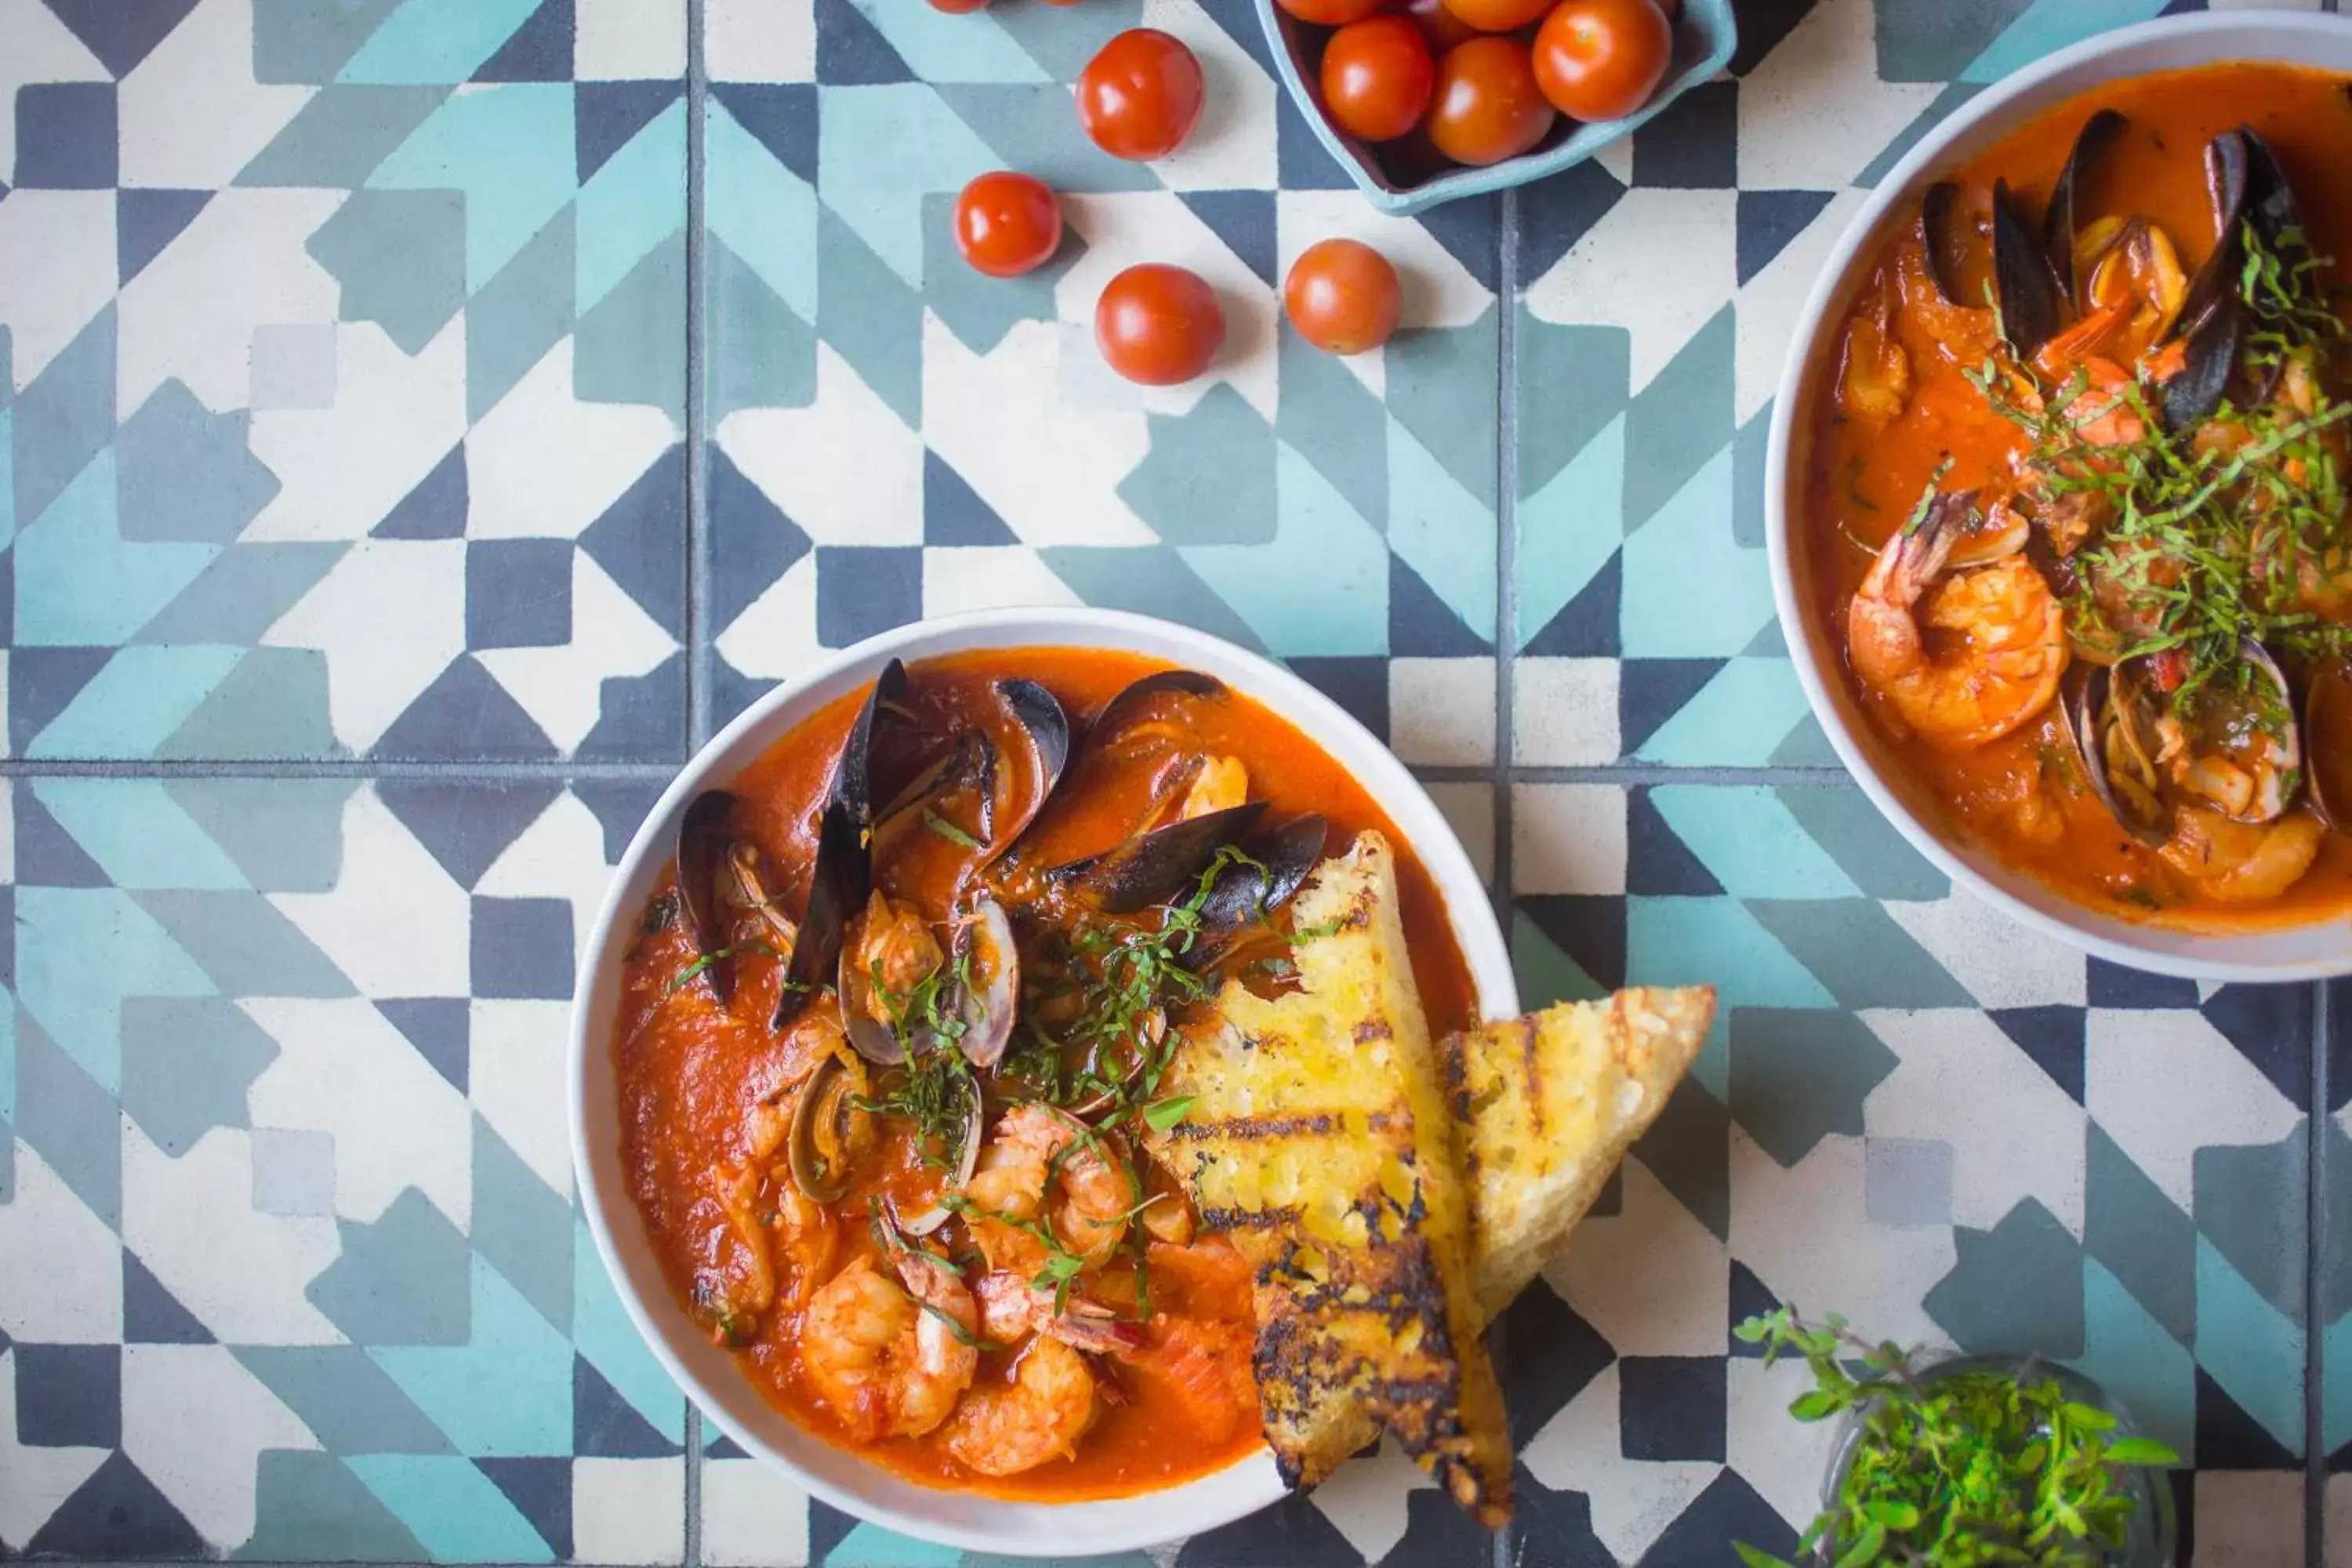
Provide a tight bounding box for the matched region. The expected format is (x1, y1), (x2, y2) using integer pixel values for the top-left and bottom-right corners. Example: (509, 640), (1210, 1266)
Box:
(1258, 0), (1737, 216)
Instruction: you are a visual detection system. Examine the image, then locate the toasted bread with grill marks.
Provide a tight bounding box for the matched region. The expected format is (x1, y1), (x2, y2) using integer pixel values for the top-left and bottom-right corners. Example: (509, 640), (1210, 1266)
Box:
(1446, 989), (1715, 1324)
(1147, 832), (1514, 1524)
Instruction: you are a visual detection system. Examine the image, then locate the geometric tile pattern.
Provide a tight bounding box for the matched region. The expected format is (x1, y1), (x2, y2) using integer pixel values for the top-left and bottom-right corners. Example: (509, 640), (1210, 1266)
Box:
(0, 0), (2338, 1564)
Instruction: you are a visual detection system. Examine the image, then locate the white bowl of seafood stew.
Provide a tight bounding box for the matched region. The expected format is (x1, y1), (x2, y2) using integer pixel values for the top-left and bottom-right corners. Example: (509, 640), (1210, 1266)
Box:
(568, 608), (1515, 1555)
(1765, 12), (2352, 981)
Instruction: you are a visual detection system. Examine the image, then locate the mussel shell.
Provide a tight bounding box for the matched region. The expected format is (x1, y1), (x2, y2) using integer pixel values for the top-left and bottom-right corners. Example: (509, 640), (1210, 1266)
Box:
(2172, 130), (2252, 339)
(2306, 660), (2352, 832)
(2060, 661), (2172, 848)
(952, 894), (1021, 1069)
(787, 1054), (864, 1204)
(675, 789), (739, 1004)
(1178, 814), (1330, 970)
(1992, 179), (2063, 359)
(2162, 292), (2245, 434)
(998, 678), (1073, 806)
(775, 800), (869, 1032)
(1089, 670), (1226, 750)
(1918, 181), (1968, 306)
(832, 658), (912, 832)
(1058, 800), (1272, 915)
(2041, 109), (2127, 303)
(874, 730), (997, 850)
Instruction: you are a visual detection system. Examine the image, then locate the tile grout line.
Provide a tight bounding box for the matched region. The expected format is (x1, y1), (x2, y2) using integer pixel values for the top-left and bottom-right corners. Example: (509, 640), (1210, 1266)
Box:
(1491, 184), (1521, 1568)
(2310, 980), (2331, 1568)
(0, 757), (684, 781)
(683, 5), (710, 1559)
(684, 0), (713, 756)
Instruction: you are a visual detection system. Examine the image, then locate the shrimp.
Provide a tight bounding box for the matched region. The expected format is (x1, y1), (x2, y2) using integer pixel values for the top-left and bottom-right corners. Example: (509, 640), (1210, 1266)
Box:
(2063, 358), (2148, 448)
(960, 1105), (1137, 1272)
(1848, 495), (2067, 749)
(2159, 808), (2324, 904)
(974, 1272), (1149, 1356)
(801, 1250), (979, 1442)
(944, 1335), (1100, 1477)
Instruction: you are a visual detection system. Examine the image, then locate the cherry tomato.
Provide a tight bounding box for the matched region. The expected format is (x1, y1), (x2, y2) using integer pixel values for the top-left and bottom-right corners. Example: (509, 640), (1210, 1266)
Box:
(1531, 0), (1672, 122)
(953, 172), (1062, 278)
(927, 0), (988, 11)
(1427, 37), (1555, 165)
(1284, 239), (1402, 356)
(1078, 30), (1207, 162)
(1402, 0), (1482, 52)
(1320, 16), (1436, 143)
(1436, 0), (1551, 34)
(1095, 263), (1225, 385)
(1274, 0), (1386, 24)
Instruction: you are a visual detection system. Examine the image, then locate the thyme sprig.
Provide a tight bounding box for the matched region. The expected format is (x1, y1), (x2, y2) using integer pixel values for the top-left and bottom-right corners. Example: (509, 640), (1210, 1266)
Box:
(1733, 1308), (2176, 1568)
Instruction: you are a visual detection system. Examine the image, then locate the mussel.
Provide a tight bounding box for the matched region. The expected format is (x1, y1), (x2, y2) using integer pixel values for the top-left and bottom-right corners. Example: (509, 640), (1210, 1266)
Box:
(869, 678), (1072, 870)
(2041, 108), (2128, 304)
(1992, 179), (2063, 359)
(1918, 181), (1969, 306)
(1179, 814), (1330, 970)
(1058, 800), (1272, 914)
(775, 799), (867, 1031)
(675, 790), (740, 1003)
(786, 1054), (869, 1204)
(831, 658), (913, 833)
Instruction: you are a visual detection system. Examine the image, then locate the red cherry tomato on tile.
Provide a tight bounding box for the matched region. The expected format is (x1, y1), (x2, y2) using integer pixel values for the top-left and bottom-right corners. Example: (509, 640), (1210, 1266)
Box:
(953, 172), (1062, 278)
(1436, 0), (1551, 34)
(1319, 16), (1436, 143)
(1275, 0), (1388, 24)
(1078, 30), (1207, 162)
(1401, 0), (1483, 52)
(1095, 263), (1225, 384)
(1427, 36), (1555, 165)
(1531, 0), (1673, 122)
(927, 0), (989, 11)
(1284, 239), (1402, 356)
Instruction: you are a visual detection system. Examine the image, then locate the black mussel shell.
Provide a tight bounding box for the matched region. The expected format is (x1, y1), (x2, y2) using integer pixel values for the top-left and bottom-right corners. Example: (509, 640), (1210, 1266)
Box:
(831, 658), (912, 833)
(1918, 181), (1969, 306)
(2172, 130), (2252, 338)
(992, 677), (1072, 851)
(2042, 109), (2127, 303)
(2238, 128), (2310, 258)
(1179, 814), (1329, 971)
(875, 730), (997, 848)
(1089, 670), (1227, 749)
(775, 799), (869, 1031)
(675, 789), (739, 1003)
(1058, 800), (1272, 914)
(2163, 292), (2244, 434)
(1992, 179), (2063, 359)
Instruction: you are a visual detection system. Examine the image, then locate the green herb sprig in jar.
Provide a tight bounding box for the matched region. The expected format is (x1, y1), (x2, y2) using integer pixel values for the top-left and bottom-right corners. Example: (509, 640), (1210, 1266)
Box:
(1733, 1308), (2178, 1568)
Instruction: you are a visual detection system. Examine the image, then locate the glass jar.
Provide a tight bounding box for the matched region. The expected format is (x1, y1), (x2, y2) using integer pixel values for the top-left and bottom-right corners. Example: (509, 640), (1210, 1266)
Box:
(1820, 1353), (2178, 1567)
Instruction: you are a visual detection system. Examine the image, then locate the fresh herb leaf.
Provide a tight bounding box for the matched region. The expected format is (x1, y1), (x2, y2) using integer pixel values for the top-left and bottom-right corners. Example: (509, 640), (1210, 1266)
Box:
(1142, 1094), (1197, 1133)
(921, 808), (983, 851)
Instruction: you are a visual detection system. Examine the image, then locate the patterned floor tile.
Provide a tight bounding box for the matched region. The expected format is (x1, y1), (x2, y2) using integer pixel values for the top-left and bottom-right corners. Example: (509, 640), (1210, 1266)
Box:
(0, 0), (689, 762)
(1508, 779), (2311, 1566)
(0, 774), (688, 1559)
(698, 0), (1501, 762)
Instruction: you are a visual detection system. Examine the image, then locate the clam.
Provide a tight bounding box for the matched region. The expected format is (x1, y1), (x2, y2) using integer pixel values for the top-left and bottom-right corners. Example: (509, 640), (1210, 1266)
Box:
(2173, 641), (2301, 826)
(2061, 661), (2172, 848)
(892, 1091), (982, 1238)
(676, 790), (741, 1003)
(951, 893), (1021, 1069)
(2304, 659), (2352, 830)
(786, 1054), (868, 1203)
(836, 889), (946, 1066)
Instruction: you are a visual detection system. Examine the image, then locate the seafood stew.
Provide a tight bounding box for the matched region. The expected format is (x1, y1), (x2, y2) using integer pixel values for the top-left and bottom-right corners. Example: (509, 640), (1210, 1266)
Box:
(1804, 64), (2352, 927)
(613, 648), (1479, 1500)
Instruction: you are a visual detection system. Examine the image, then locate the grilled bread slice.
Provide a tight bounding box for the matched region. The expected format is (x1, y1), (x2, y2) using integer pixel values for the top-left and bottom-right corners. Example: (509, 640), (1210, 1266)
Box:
(1446, 988), (1715, 1325)
(1149, 832), (1515, 1524)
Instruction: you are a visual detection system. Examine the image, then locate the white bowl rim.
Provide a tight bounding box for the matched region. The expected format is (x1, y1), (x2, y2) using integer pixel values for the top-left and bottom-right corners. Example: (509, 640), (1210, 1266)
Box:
(568, 606), (1518, 1556)
(1764, 9), (2352, 984)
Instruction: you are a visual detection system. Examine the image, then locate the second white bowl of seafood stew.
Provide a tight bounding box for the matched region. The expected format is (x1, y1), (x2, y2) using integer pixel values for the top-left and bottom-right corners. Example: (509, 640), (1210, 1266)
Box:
(572, 609), (1722, 1554)
(1767, 12), (2352, 979)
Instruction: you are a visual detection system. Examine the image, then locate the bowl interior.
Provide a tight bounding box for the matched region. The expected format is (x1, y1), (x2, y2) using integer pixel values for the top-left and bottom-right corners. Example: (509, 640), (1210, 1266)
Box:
(1769, 13), (2352, 982)
(569, 609), (1518, 1555)
(1256, 0), (1738, 215)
